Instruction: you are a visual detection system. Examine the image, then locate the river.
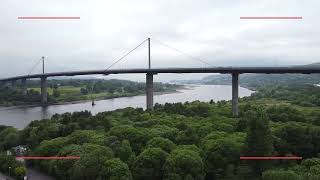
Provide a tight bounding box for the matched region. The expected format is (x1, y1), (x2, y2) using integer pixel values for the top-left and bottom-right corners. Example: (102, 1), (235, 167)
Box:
(0, 85), (253, 129)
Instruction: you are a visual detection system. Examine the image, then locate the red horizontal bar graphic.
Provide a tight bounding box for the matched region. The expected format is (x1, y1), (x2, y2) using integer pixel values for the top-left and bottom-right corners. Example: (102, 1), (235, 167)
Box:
(16, 156), (80, 160)
(18, 17), (80, 19)
(240, 17), (302, 19)
(240, 156), (302, 160)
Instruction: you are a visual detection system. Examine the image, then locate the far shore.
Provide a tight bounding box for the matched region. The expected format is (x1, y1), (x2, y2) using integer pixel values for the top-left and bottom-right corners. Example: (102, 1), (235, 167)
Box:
(0, 85), (190, 109)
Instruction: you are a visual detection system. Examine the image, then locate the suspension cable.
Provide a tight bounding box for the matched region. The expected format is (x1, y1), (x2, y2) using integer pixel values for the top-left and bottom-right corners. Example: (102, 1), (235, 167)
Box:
(105, 38), (148, 71)
(153, 39), (212, 66)
(27, 58), (42, 76)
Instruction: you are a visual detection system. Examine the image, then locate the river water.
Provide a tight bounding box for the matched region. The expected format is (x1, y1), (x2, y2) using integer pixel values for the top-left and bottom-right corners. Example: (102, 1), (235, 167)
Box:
(0, 85), (253, 129)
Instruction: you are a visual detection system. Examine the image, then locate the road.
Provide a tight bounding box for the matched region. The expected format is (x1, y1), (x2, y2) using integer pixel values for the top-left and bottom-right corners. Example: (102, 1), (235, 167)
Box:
(0, 168), (55, 180)
(1, 66), (320, 82)
(0, 172), (13, 180)
(26, 169), (55, 180)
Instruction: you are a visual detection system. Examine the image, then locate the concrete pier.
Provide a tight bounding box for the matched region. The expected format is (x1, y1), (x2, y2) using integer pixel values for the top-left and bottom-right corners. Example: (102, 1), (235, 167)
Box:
(11, 80), (17, 90)
(146, 73), (154, 110)
(21, 78), (27, 95)
(232, 73), (239, 116)
(2, 81), (9, 88)
(41, 77), (47, 105)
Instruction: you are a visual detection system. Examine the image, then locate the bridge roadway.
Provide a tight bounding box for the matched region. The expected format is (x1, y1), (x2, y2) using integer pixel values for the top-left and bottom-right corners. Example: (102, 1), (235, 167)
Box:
(1, 66), (320, 116)
(1, 67), (320, 81)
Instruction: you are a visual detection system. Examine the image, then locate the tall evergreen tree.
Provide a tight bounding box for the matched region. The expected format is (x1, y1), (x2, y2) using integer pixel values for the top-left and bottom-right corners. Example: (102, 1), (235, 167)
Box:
(245, 108), (274, 175)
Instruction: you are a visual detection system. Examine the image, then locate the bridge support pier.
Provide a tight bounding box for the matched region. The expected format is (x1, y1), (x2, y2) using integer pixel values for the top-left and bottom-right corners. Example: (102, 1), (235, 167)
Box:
(232, 73), (239, 117)
(146, 73), (154, 110)
(2, 81), (9, 88)
(41, 77), (47, 105)
(21, 78), (27, 95)
(11, 80), (17, 90)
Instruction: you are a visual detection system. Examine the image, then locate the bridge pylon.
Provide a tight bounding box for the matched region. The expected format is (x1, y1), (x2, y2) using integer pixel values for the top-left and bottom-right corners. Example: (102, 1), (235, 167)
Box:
(146, 38), (154, 110)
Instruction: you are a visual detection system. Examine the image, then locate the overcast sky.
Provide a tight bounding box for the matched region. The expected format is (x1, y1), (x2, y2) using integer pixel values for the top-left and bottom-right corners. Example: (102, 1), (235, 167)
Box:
(0, 0), (319, 81)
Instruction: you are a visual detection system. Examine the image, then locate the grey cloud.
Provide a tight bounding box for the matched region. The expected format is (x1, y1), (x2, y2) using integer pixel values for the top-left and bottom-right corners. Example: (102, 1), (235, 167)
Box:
(0, 0), (319, 81)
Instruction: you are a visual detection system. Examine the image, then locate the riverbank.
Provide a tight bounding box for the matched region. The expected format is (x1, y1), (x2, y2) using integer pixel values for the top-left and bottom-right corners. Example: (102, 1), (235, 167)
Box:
(0, 86), (186, 109)
(0, 79), (183, 108)
(0, 85), (254, 129)
(51, 87), (185, 106)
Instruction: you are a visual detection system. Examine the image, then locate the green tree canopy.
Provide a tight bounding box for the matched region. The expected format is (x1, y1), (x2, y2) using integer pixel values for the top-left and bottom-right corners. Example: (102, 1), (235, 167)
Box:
(262, 170), (302, 180)
(203, 138), (242, 179)
(132, 148), (168, 180)
(99, 158), (133, 180)
(109, 125), (150, 153)
(114, 140), (135, 165)
(146, 137), (176, 153)
(245, 108), (274, 175)
(70, 144), (114, 180)
(164, 149), (205, 180)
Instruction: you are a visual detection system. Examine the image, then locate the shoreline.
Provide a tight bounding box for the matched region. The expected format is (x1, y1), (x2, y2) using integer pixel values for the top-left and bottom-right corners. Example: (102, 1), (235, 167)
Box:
(0, 86), (189, 110)
(0, 84), (254, 130)
(0, 84), (252, 110)
(181, 83), (257, 91)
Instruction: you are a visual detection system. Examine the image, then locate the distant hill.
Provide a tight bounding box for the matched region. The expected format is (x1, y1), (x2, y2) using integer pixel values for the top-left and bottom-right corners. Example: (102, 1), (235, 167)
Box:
(295, 62), (320, 67)
(174, 63), (320, 89)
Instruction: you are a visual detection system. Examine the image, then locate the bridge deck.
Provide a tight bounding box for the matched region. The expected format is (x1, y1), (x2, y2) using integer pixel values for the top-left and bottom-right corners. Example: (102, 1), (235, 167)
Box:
(1, 67), (320, 81)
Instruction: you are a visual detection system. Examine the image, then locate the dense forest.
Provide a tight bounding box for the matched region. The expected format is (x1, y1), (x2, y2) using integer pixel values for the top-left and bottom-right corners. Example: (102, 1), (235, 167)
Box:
(0, 79), (180, 106)
(0, 83), (320, 179)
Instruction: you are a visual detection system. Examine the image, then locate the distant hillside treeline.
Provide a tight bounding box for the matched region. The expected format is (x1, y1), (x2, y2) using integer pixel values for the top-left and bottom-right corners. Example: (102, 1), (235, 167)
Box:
(0, 79), (180, 106)
(204, 74), (320, 88)
(175, 63), (320, 88)
(175, 74), (320, 89)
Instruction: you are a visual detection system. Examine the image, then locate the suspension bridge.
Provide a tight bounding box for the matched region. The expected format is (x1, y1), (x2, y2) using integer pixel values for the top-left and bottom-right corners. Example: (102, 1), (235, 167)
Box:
(0, 38), (320, 116)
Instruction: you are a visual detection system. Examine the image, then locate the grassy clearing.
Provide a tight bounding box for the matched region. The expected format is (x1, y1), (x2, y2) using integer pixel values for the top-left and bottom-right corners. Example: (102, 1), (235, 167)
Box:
(29, 86), (83, 95)
(28, 86), (143, 103)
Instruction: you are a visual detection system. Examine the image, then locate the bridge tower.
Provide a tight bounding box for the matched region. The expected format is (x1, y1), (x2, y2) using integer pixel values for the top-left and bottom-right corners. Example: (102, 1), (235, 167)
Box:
(146, 38), (154, 110)
(40, 56), (48, 105)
